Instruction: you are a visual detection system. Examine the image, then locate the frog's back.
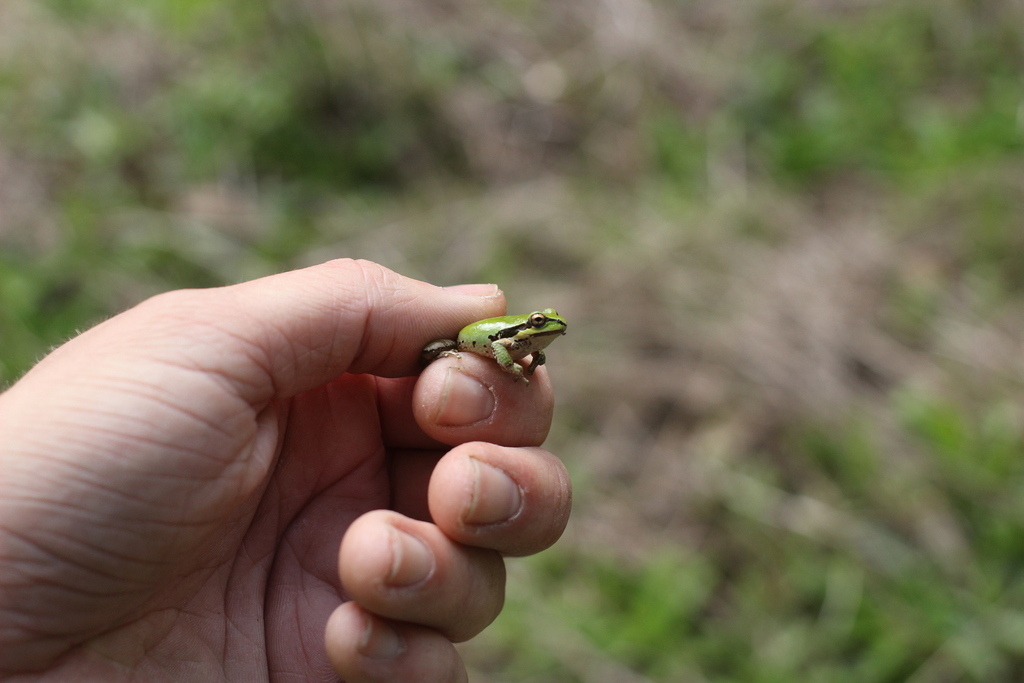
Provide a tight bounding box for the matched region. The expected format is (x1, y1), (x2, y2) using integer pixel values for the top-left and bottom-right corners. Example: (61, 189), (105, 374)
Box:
(456, 317), (520, 355)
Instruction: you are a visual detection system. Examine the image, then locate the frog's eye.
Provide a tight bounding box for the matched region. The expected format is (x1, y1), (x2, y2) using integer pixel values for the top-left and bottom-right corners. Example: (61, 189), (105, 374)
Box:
(529, 312), (548, 328)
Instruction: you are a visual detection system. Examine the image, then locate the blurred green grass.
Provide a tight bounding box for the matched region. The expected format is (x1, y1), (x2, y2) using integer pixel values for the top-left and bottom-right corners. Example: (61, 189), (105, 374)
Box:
(4, 0), (1024, 680)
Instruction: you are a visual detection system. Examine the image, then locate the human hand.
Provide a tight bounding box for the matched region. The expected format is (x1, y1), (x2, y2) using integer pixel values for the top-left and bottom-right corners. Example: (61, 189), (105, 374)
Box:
(0, 260), (572, 682)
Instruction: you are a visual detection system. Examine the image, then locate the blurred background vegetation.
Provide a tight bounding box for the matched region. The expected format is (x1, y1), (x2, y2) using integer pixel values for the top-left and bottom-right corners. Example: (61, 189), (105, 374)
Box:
(3, 0), (1024, 680)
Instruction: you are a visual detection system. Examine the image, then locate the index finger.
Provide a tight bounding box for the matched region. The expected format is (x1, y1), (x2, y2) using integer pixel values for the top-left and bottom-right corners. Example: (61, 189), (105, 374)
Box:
(374, 353), (555, 451)
(413, 353), (555, 447)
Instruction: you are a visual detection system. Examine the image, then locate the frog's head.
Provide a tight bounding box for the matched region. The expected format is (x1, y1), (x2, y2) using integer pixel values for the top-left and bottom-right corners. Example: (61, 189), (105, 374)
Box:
(527, 309), (568, 337)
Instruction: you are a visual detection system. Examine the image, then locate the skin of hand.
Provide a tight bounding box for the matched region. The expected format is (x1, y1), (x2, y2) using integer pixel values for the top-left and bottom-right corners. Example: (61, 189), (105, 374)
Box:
(0, 259), (572, 683)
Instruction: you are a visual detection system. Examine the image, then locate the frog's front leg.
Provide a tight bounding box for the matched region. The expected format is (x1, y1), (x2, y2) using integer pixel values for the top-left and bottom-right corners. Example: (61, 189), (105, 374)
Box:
(491, 340), (528, 383)
(525, 350), (546, 376)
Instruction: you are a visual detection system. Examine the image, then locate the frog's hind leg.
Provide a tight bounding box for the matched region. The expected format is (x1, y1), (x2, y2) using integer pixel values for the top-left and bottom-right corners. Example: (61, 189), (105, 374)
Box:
(421, 339), (458, 366)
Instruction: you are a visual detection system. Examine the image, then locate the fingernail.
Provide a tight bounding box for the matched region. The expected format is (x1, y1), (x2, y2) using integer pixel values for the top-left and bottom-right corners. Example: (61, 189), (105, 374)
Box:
(435, 368), (495, 426)
(386, 527), (435, 587)
(358, 613), (407, 660)
(464, 457), (523, 525)
(444, 283), (501, 299)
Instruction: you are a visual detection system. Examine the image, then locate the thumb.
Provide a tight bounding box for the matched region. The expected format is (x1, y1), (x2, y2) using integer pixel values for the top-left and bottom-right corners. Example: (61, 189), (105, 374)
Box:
(26, 259), (505, 405)
(182, 259), (505, 401)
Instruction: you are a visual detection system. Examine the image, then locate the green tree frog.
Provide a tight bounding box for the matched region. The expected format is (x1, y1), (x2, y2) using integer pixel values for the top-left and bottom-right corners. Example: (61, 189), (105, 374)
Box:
(421, 309), (568, 383)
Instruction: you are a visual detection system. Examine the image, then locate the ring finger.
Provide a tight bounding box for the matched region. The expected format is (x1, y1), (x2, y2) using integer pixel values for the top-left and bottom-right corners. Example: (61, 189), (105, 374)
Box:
(337, 509), (505, 643)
